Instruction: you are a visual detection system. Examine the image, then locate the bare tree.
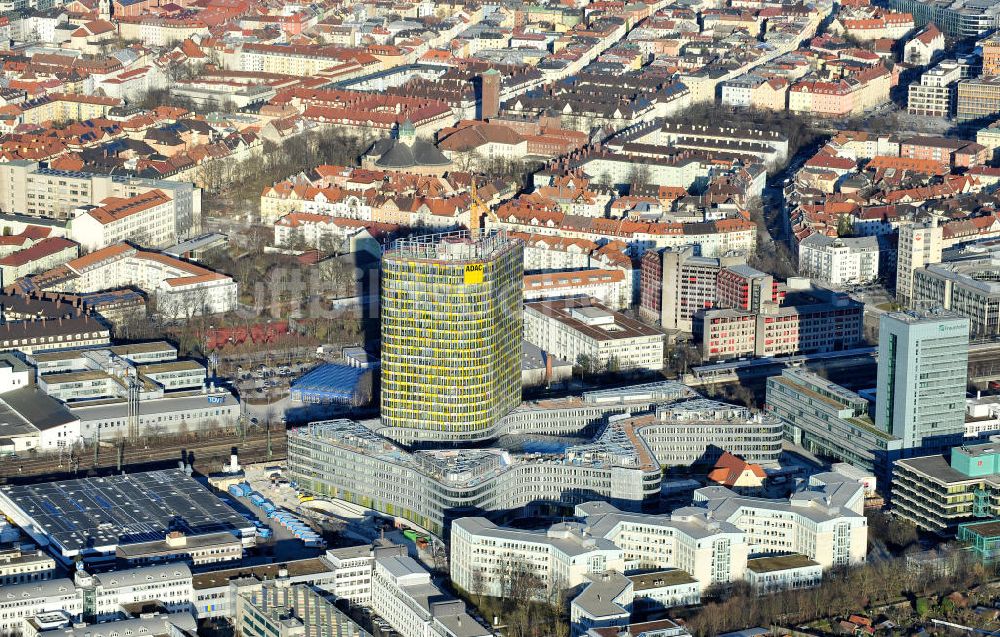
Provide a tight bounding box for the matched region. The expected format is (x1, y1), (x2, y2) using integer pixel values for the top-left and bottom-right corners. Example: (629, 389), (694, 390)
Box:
(500, 556), (545, 607)
(470, 566), (486, 602)
(627, 163), (652, 192)
(353, 370), (374, 407)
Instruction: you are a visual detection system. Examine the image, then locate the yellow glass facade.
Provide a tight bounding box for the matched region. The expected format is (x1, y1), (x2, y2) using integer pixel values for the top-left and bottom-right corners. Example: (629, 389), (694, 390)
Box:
(380, 230), (523, 443)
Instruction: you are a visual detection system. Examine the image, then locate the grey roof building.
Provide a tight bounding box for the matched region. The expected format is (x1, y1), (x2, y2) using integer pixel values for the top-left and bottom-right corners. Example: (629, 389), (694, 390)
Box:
(363, 120), (451, 172)
(0, 469), (255, 564)
(913, 258), (1000, 336)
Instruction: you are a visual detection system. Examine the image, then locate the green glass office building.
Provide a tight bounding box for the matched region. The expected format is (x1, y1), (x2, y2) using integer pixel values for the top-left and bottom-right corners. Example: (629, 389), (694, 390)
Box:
(875, 310), (969, 450)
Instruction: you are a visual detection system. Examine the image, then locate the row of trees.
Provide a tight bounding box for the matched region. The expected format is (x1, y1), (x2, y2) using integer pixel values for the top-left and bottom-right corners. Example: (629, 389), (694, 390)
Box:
(205, 127), (377, 218)
(577, 353), (622, 376)
(686, 552), (992, 636)
(745, 195), (798, 279)
(463, 559), (569, 637)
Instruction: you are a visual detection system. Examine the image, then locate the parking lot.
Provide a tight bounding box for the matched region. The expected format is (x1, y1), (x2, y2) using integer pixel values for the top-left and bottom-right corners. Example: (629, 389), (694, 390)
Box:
(236, 362), (313, 402)
(218, 463), (331, 561)
(240, 462), (444, 571)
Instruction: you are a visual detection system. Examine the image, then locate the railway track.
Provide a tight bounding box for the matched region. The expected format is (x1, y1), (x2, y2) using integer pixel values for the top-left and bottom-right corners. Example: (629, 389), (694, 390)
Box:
(0, 430), (289, 484)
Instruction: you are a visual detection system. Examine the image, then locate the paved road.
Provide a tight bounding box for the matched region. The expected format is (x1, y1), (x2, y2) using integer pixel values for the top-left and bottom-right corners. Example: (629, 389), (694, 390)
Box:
(690, 346), (877, 376)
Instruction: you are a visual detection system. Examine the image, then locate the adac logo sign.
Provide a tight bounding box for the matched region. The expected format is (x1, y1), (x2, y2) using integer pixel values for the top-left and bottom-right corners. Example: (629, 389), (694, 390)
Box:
(465, 263), (484, 285)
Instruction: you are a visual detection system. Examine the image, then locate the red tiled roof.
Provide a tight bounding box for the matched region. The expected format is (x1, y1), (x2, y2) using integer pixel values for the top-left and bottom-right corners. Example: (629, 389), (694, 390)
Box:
(0, 237), (76, 267)
(707, 451), (766, 486)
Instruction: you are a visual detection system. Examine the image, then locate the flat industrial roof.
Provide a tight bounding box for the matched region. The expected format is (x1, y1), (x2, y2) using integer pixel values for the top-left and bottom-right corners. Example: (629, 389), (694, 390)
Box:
(0, 469), (251, 556)
(628, 568), (697, 589)
(138, 360), (205, 374)
(69, 391), (238, 421)
(110, 341), (176, 356)
(116, 530), (242, 558)
(525, 298), (663, 341)
(43, 370), (112, 384)
(961, 519), (1000, 538)
(1, 386), (77, 431)
(191, 557), (333, 590)
(746, 553), (820, 573)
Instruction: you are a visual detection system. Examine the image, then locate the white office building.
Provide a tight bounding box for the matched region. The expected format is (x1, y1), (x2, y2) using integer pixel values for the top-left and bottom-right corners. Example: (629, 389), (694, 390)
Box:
(693, 473), (868, 570)
(797, 234), (879, 286)
(897, 220), (943, 305)
(450, 518), (629, 598)
(372, 554), (490, 637)
(451, 472), (866, 602)
(78, 564), (193, 621)
(744, 555), (823, 594)
(324, 544), (378, 606)
(0, 579), (80, 633)
(0, 564), (191, 632)
(524, 298), (665, 371)
(570, 573), (701, 637)
(0, 546), (56, 586)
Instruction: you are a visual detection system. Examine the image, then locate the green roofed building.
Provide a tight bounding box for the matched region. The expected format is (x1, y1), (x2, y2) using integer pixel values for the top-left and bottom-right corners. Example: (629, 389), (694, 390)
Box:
(892, 443), (1000, 535)
(958, 519), (1000, 563)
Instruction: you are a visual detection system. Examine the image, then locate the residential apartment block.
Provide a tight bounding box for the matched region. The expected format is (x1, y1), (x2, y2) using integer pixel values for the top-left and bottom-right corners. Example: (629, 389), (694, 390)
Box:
(900, 136), (990, 169)
(0, 161), (201, 242)
(638, 246), (746, 331)
(908, 61), (961, 117)
(20, 243), (237, 320)
(896, 219), (943, 306)
(69, 190), (177, 252)
(797, 234), (879, 286)
(524, 269), (631, 311)
(904, 24), (945, 65)
(0, 237), (78, 287)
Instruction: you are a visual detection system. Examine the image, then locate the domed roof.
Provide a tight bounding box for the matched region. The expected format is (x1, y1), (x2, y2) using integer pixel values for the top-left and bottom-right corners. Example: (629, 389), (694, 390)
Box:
(375, 140), (415, 169)
(368, 137), (395, 157)
(411, 139), (451, 167)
